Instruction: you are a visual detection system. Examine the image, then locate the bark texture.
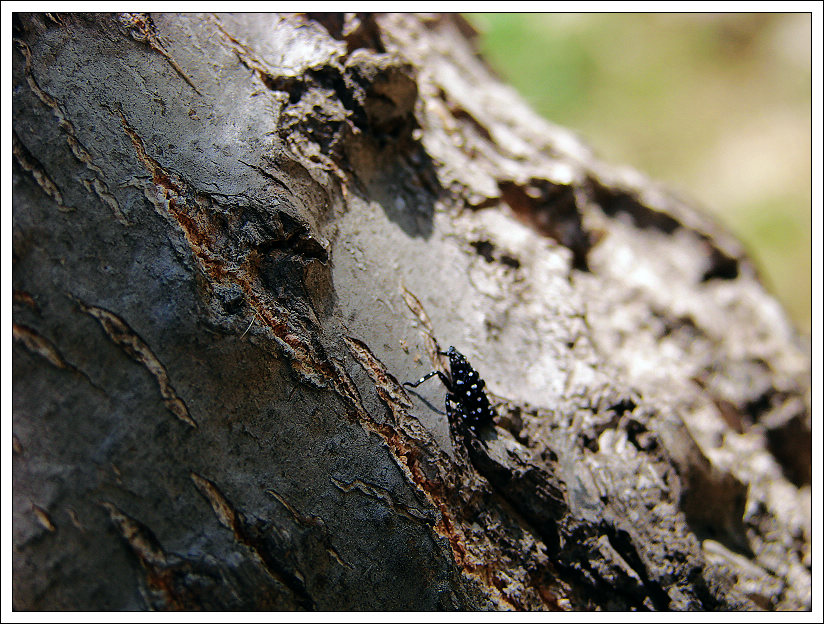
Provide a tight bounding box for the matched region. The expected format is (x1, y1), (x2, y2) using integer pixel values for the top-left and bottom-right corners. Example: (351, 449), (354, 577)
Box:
(12, 13), (811, 611)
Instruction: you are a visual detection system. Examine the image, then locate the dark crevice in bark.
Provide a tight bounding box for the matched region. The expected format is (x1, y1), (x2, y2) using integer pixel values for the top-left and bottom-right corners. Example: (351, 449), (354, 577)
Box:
(500, 180), (593, 270)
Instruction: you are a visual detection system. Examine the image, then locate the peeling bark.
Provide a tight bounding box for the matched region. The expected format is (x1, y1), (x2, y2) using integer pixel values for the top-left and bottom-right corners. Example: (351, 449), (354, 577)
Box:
(12, 13), (810, 611)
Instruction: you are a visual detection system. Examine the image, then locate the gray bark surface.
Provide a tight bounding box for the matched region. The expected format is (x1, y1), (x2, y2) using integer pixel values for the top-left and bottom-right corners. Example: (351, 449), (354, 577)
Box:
(12, 13), (810, 610)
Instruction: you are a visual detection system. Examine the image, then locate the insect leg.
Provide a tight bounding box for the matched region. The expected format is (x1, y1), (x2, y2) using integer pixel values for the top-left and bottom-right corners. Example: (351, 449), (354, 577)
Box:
(445, 394), (460, 437)
(403, 369), (452, 391)
(445, 393), (473, 451)
(444, 392), (455, 421)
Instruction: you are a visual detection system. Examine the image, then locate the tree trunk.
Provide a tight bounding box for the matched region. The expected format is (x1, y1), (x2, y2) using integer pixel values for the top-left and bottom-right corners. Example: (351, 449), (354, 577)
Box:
(11, 13), (811, 611)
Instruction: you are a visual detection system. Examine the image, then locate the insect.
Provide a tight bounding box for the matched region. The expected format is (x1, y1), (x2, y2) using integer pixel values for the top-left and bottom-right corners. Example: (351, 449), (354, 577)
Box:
(404, 346), (496, 436)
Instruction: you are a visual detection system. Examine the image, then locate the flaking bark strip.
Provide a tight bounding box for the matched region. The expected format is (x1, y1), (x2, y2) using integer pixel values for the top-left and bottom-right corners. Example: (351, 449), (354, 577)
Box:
(190, 473), (240, 533)
(265, 488), (323, 528)
(32, 504), (56, 532)
(319, 356), (474, 556)
(13, 322), (104, 393)
(77, 301), (195, 428)
(118, 13), (202, 95)
(113, 106), (188, 207)
(14, 39), (128, 225)
(100, 501), (193, 610)
(66, 508), (85, 531)
(265, 489), (354, 570)
(325, 545), (353, 570)
(343, 335), (412, 423)
(13, 290), (39, 310)
(41, 13), (65, 26)
(190, 473), (315, 610)
(330, 476), (436, 525)
(101, 501), (168, 568)
(13, 323), (71, 370)
(12, 130), (67, 211)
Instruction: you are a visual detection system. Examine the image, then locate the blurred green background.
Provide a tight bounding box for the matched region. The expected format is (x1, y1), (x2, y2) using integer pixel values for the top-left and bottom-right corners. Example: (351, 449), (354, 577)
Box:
(467, 13), (811, 333)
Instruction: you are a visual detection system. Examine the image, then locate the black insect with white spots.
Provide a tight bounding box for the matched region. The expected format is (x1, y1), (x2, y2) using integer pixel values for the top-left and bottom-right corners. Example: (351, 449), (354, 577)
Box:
(404, 346), (496, 436)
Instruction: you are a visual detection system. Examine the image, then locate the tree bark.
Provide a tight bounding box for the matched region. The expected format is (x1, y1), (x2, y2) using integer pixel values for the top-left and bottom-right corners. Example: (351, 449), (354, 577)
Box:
(11, 13), (810, 611)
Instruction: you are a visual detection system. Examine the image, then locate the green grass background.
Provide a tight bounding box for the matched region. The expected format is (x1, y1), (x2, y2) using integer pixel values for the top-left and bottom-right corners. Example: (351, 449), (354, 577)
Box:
(467, 13), (811, 333)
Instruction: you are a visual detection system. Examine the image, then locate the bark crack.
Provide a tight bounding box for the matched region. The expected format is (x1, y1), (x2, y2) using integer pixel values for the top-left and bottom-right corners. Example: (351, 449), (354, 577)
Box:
(191, 473), (315, 610)
(14, 38), (127, 225)
(12, 322), (104, 393)
(75, 300), (195, 428)
(265, 488), (354, 571)
(12, 130), (67, 211)
(117, 13), (201, 95)
(330, 476), (435, 525)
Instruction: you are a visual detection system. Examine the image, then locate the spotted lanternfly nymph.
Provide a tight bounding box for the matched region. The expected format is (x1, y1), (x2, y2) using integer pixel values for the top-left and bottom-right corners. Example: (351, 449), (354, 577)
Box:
(404, 346), (496, 436)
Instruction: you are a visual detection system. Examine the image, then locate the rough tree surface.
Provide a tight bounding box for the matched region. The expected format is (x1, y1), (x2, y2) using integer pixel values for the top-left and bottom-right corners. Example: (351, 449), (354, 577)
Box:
(12, 13), (811, 611)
